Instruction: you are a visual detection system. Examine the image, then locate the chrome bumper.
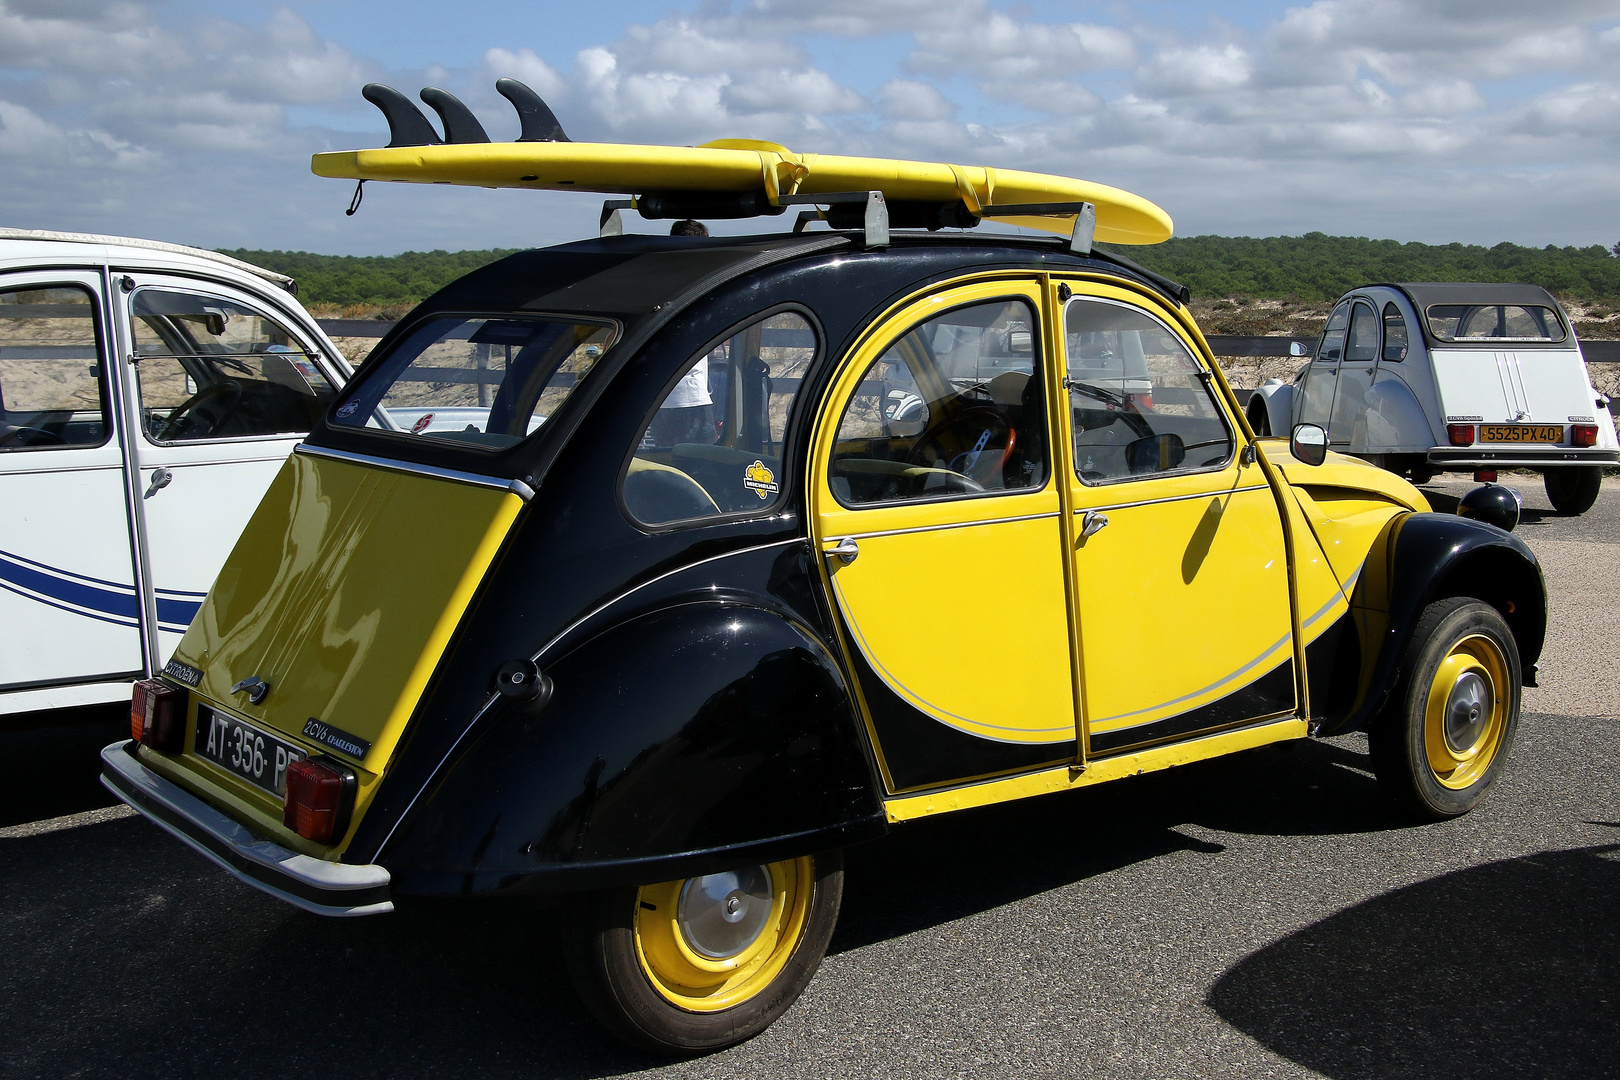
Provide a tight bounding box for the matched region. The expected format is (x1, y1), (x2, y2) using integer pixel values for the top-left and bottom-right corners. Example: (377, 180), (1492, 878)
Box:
(1427, 446), (1619, 467)
(100, 740), (392, 917)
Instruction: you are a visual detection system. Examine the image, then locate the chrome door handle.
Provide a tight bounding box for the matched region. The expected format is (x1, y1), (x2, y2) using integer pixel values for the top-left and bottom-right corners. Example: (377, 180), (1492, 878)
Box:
(143, 467), (172, 499)
(825, 537), (859, 564)
(1080, 510), (1109, 540)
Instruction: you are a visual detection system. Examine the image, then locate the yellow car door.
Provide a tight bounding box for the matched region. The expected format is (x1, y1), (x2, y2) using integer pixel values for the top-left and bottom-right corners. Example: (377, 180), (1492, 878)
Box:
(810, 279), (1078, 793)
(1057, 281), (1297, 755)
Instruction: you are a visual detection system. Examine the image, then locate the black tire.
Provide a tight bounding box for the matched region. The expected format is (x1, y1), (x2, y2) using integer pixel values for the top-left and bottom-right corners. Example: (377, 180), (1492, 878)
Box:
(1543, 466), (1601, 515)
(1368, 596), (1520, 821)
(561, 851), (843, 1055)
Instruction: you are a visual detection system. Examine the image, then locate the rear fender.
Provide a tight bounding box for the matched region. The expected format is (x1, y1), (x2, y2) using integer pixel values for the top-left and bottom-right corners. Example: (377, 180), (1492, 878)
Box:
(1315, 512), (1545, 736)
(380, 601), (885, 896)
(1362, 373), (1438, 453)
(1249, 379), (1294, 437)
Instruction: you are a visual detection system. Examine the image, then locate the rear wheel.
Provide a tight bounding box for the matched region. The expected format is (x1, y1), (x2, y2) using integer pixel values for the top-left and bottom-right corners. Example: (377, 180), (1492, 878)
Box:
(561, 851), (843, 1055)
(1368, 597), (1520, 821)
(1544, 466), (1601, 515)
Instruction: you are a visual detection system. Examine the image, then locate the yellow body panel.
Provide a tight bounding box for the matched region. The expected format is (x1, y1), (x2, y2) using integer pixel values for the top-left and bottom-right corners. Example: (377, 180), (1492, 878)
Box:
(1055, 280), (1296, 746)
(155, 452), (522, 851)
(311, 141), (1173, 245)
(884, 716), (1309, 821)
(811, 279), (1078, 781)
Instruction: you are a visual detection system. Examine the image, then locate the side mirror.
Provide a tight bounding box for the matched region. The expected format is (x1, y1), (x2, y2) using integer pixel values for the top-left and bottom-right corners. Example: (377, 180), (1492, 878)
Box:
(1126, 432), (1186, 474)
(1289, 340), (1308, 357)
(1290, 423), (1328, 466)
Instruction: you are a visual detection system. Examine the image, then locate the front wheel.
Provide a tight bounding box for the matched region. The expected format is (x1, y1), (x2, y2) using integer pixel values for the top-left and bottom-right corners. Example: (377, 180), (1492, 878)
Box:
(1368, 597), (1520, 821)
(1544, 466), (1601, 515)
(561, 851), (843, 1055)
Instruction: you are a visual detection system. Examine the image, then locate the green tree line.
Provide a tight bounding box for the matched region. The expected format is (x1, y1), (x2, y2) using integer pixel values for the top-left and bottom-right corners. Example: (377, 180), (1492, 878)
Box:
(223, 233), (1620, 309)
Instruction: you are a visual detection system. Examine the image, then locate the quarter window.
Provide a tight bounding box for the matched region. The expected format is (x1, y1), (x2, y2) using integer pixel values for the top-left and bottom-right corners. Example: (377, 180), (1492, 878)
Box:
(0, 285), (107, 450)
(1065, 298), (1232, 483)
(624, 311), (816, 526)
(829, 299), (1048, 507)
(132, 290), (335, 443)
(1382, 303), (1409, 362)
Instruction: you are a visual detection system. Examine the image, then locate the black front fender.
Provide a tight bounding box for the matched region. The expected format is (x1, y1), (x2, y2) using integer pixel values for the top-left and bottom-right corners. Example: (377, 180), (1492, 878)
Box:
(380, 601), (885, 896)
(1318, 512), (1545, 737)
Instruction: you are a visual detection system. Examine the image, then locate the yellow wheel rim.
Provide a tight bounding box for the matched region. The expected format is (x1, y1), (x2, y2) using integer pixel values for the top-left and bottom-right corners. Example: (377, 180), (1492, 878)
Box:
(1422, 633), (1510, 790)
(633, 857), (813, 1013)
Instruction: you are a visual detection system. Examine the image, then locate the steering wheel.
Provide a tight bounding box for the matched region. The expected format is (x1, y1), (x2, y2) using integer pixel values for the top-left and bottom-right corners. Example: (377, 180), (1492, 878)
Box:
(906, 406), (1019, 486)
(0, 424), (65, 448)
(156, 379), (242, 442)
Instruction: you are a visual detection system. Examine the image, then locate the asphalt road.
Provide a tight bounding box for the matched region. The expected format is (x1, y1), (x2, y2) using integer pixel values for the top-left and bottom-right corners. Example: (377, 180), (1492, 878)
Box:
(3, 478), (1616, 1080)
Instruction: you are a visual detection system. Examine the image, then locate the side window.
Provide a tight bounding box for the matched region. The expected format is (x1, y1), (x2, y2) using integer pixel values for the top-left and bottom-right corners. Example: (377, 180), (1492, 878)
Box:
(624, 311), (816, 526)
(1317, 302), (1350, 362)
(0, 285), (107, 450)
(1345, 302), (1378, 363)
(131, 289), (335, 443)
(829, 299), (1048, 507)
(1066, 298), (1232, 483)
(1382, 303), (1409, 362)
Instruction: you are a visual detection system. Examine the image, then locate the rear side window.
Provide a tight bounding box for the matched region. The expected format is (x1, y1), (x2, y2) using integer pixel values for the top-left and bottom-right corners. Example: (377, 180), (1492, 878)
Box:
(624, 311), (816, 526)
(132, 289), (335, 443)
(1425, 304), (1566, 343)
(1382, 303), (1409, 361)
(332, 316), (616, 450)
(0, 285), (107, 450)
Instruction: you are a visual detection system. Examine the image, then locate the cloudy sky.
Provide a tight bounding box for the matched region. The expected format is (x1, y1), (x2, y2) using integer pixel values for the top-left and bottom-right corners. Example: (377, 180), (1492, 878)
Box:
(2, 0), (1618, 255)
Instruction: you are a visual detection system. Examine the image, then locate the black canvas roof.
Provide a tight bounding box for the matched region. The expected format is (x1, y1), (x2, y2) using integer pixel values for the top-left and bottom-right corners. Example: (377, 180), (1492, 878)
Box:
(1395, 282), (1561, 310)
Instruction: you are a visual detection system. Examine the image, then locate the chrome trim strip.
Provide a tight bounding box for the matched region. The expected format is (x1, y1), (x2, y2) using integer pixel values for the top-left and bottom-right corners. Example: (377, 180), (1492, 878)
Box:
(371, 536), (804, 858)
(293, 443), (535, 500)
(1071, 483), (1270, 515)
(838, 509), (1061, 542)
(100, 741), (392, 917)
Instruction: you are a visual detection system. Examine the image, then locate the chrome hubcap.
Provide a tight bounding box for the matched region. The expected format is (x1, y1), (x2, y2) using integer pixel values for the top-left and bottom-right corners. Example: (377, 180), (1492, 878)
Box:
(1443, 670), (1491, 754)
(677, 866), (773, 959)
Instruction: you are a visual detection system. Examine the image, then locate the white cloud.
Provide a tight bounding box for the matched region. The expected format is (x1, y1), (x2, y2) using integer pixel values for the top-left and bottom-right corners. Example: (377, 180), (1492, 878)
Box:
(875, 79), (955, 121)
(909, 13), (1136, 80)
(1141, 44), (1253, 95)
(725, 69), (865, 115)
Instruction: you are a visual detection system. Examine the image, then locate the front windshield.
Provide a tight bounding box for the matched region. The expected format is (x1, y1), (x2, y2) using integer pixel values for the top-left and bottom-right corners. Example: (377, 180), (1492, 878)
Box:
(1425, 304), (1566, 343)
(331, 315), (616, 450)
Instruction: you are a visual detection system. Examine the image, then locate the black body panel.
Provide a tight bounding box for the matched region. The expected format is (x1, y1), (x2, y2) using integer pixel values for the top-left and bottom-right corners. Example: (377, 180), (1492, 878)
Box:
(1088, 660), (1296, 755)
(1318, 511), (1545, 737)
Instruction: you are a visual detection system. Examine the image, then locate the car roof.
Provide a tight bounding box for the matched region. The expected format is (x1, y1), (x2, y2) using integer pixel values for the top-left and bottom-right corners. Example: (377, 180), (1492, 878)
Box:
(0, 227), (296, 293)
(1391, 282), (1561, 310)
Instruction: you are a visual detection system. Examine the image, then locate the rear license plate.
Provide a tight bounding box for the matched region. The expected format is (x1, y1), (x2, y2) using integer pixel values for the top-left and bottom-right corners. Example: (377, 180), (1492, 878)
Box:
(194, 704), (305, 797)
(1479, 424), (1563, 443)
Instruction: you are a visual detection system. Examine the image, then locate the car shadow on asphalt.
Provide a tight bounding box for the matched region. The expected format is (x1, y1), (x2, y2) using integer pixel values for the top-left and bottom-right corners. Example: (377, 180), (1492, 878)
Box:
(1418, 487), (1558, 529)
(0, 736), (1415, 1079)
(1207, 839), (1620, 1079)
(831, 736), (1406, 954)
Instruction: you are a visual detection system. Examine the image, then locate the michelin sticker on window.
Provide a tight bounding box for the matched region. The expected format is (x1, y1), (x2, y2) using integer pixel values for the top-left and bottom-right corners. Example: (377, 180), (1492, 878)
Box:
(744, 460), (779, 499)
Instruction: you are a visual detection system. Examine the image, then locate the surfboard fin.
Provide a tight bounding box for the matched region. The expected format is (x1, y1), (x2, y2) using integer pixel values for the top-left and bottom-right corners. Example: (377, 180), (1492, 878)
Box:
(362, 83), (443, 147)
(420, 87), (490, 144)
(496, 79), (571, 142)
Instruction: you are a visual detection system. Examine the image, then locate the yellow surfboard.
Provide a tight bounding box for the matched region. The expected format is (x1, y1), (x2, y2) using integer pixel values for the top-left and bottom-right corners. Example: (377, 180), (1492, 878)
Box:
(312, 84), (1173, 245)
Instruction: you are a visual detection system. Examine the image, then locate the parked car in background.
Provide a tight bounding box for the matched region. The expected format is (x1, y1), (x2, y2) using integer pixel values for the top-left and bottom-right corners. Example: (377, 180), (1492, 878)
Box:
(1248, 282), (1618, 513)
(0, 230), (350, 718)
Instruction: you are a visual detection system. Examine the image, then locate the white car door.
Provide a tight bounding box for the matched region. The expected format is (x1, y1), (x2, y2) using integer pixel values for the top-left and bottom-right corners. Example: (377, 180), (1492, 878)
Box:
(1328, 299), (1379, 450)
(0, 271), (146, 707)
(116, 276), (339, 663)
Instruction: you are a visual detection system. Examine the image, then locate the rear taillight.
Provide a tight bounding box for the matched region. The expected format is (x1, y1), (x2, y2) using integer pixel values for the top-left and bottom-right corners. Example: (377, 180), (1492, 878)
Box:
(283, 756), (356, 843)
(1571, 424), (1598, 447)
(1447, 424), (1475, 446)
(130, 678), (186, 753)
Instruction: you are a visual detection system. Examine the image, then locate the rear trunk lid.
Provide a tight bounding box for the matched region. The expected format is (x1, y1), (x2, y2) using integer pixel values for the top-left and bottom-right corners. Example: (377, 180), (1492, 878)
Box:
(156, 449), (524, 848)
(1432, 347), (1597, 429)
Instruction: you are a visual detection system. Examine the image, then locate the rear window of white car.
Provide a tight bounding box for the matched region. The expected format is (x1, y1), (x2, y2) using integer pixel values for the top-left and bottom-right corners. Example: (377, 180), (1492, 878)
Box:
(331, 315), (616, 450)
(1425, 304), (1566, 343)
